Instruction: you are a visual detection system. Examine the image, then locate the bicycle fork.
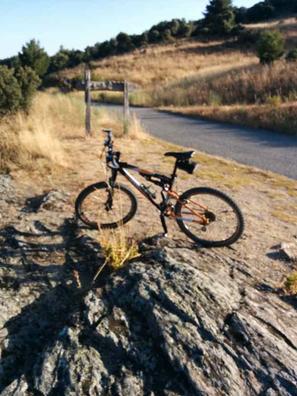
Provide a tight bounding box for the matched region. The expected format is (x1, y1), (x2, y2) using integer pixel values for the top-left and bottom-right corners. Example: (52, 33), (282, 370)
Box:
(160, 214), (168, 237)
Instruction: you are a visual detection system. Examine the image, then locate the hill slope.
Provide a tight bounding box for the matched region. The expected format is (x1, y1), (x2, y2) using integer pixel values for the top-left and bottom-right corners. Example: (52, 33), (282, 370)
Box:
(56, 18), (297, 134)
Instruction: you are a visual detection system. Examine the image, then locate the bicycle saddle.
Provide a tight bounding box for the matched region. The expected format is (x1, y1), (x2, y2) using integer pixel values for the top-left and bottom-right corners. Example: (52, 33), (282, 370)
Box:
(164, 151), (195, 160)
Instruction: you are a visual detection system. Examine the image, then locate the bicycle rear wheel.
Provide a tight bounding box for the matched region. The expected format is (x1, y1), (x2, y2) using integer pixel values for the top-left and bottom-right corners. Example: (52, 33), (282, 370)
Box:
(175, 187), (244, 247)
(75, 182), (137, 230)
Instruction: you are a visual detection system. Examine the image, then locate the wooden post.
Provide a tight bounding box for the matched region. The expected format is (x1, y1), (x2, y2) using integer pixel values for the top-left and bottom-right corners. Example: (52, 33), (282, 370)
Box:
(85, 66), (91, 135)
(123, 80), (130, 134)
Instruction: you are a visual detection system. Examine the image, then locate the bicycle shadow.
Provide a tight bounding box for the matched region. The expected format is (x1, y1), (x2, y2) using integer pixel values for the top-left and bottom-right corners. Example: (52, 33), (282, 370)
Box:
(0, 217), (109, 392)
(0, 215), (199, 394)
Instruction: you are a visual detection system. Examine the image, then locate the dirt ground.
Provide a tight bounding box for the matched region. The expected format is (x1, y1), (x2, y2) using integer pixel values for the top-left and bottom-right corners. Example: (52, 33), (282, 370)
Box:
(2, 131), (297, 290)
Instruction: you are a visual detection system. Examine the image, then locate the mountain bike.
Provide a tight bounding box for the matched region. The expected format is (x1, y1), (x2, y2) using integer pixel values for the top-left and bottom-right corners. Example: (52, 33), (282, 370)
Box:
(75, 129), (245, 247)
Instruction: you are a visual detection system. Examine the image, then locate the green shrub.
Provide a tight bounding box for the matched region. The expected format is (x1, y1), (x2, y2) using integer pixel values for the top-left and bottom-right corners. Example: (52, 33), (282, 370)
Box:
(284, 272), (297, 295)
(0, 65), (40, 116)
(257, 30), (285, 64)
(286, 49), (297, 62)
(14, 66), (40, 111)
(0, 66), (22, 115)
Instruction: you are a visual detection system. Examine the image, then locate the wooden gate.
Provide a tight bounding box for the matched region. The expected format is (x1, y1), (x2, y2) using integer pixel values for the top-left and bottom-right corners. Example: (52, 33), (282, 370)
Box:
(82, 66), (135, 135)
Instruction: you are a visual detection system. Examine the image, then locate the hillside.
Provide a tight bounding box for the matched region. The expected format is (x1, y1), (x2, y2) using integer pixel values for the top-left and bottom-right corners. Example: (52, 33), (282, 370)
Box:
(56, 17), (297, 134)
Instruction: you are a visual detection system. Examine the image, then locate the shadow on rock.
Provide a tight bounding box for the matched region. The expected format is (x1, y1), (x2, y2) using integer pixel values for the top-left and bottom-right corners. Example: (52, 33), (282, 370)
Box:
(0, 218), (108, 394)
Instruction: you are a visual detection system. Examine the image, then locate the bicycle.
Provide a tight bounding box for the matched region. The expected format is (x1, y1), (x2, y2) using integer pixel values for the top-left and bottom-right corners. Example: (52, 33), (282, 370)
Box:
(75, 129), (245, 247)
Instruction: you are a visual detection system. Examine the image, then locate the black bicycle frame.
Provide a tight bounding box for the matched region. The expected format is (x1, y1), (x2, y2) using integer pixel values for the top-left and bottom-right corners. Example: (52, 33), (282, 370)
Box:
(108, 161), (177, 211)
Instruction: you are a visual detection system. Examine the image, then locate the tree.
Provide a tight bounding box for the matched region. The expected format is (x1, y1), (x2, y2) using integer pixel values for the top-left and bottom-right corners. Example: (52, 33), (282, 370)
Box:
(130, 33), (148, 48)
(234, 7), (248, 23)
(246, 2), (275, 22)
(49, 47), (70, 72)
(0, 66), (22, 115)
(116, 33), (135, 54)
(176, 19), (193, 38)
(257, 30), (285, 64)
(19, 39), (49, 77)
(204, 0), (236, 35)
(148, 29), (161, 43)
(161, 29), (174, 43)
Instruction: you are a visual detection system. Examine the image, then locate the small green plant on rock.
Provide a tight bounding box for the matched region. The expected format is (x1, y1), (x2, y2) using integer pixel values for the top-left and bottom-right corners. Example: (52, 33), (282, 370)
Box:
(284, 272), (297, 295)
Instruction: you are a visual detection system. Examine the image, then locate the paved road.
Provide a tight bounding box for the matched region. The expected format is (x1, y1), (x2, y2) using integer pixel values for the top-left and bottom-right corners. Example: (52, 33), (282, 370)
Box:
(101, 105), (297, 180)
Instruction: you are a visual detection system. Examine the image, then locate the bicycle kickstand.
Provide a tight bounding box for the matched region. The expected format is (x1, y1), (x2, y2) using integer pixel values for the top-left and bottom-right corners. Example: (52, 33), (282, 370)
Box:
(160, 215), (168, 237)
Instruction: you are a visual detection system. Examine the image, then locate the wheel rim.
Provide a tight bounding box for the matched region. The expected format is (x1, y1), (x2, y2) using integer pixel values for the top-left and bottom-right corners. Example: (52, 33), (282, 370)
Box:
(178, 192), (240, 244)
(80, 186), (133, 227)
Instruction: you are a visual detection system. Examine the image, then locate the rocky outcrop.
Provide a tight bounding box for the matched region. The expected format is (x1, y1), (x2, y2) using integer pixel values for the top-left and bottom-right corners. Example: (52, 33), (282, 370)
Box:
(0, 187), (296, 395)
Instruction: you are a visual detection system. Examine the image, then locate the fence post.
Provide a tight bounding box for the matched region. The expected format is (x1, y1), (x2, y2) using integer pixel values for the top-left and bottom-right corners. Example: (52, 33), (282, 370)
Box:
(85, 66), (91, 136)
(123, 80), (130, 134)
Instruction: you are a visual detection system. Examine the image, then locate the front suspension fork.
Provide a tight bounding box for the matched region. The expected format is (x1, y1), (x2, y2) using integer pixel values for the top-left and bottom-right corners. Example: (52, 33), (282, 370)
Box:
(160, 214), (168, 237)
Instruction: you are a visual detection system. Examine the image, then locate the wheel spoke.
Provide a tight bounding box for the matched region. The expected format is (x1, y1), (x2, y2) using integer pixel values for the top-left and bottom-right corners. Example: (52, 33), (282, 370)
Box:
(76, 183), (137, 229)
(176, 188), (244, 246)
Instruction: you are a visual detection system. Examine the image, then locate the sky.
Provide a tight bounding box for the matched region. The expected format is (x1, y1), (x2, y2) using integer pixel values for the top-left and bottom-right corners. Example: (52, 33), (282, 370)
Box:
(0, 0), (258, 59)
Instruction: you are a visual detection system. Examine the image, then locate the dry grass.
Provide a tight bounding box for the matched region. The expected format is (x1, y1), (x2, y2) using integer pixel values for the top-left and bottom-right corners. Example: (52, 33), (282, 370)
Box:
(54, 18), (297, 132)
(162, 102), (297, 135)
(98, 229), (140, 271)
(246, 17), (297, 48)
(60, 40), (257, 89)
(152, 61), (297, 107)
(0, 96), (69, 173)
(51, 17), (297, 135)
(0, 92), (143, 174)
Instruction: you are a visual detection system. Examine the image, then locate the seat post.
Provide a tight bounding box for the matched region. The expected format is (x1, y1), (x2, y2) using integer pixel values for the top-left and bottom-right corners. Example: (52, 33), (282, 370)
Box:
(170, 161), (178, 187)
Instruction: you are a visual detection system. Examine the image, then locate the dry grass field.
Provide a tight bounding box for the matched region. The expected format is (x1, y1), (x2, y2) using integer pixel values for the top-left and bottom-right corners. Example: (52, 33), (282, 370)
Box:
(0, 92), (131, 174)
(60, 40), (258, 88)
(56, 17), (297, 133)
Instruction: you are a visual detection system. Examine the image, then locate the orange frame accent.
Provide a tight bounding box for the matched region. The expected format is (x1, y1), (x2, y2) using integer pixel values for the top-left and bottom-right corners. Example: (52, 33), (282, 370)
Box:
(167, 190), (209, 225)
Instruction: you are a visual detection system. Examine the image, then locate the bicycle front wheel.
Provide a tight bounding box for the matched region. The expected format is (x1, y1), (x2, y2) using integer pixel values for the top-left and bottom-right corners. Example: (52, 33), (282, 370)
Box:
(75, 182), (137, 230)
(175, 187), (244, 247)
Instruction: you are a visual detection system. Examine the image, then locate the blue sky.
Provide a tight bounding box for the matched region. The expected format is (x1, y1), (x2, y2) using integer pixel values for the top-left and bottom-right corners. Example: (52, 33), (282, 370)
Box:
(1, 0), (258, 59)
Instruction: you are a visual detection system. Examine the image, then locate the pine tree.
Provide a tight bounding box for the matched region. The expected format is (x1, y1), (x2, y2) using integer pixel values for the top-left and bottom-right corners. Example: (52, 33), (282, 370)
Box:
(204, 0), (236, 35)
(19, 39), (49, 77)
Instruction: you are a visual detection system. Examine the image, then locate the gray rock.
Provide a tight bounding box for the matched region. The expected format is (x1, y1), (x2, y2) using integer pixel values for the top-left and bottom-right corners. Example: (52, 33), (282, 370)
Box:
(0, 216), (297, 395)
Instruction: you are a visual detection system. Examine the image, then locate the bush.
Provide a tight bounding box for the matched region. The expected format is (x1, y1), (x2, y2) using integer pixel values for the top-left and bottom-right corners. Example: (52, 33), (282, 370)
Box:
(0, 66), (22, 115)
(14, 66), (40, 111)
(257, 30), (285, 64)
(0, 65), (40, 116)
(286, 49), (297, 62)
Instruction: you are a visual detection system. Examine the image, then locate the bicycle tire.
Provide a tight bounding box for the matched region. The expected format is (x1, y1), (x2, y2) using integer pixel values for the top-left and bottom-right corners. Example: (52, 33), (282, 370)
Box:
(75, 182), (138, 230)
(175, 187), (244, 247)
